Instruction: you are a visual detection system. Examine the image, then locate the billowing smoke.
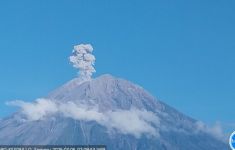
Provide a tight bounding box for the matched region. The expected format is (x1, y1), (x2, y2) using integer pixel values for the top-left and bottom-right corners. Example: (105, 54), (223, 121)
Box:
(69, 44), (96, 80)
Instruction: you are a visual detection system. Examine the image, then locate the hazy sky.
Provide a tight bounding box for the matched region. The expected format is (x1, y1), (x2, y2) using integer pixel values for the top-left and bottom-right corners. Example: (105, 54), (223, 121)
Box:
(0, 0), (234, 133)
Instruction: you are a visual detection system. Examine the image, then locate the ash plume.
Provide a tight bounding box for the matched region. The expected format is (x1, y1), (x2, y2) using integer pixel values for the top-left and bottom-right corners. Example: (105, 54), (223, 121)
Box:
(69, 44), (96, 80)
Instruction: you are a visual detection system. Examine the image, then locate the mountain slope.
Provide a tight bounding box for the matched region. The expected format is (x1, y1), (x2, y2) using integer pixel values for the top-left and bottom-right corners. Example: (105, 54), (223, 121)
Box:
(0, 74), (228, 149)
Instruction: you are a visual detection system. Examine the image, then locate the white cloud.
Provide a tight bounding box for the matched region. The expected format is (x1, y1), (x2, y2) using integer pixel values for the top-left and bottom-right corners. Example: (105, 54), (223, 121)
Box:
(195, 121), (225, 141)
(104, 108), (160, 138)
(7, 98), (160, 138)
(6, 99), (58, 121)
(59, 102), (104, 122)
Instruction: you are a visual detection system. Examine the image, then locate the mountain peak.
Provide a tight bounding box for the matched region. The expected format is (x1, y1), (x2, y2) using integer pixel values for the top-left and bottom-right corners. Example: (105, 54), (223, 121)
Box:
(47, 74), (117, 99)
(46, 74), (160, 112)
(96, 74), (114, 79)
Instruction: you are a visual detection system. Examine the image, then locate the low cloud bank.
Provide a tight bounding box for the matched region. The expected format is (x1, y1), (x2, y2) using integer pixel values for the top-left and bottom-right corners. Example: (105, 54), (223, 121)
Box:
(195, 121), (225, 141)
(7, 98), (160, 138)
(7, 99), (58, 120)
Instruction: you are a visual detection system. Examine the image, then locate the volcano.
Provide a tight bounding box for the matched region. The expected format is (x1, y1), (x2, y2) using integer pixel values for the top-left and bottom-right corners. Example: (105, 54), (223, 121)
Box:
(0, 74), (228, 149)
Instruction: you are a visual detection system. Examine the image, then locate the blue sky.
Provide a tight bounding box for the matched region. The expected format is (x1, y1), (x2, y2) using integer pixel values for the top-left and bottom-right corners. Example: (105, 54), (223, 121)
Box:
(0, 0), (234, 133)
